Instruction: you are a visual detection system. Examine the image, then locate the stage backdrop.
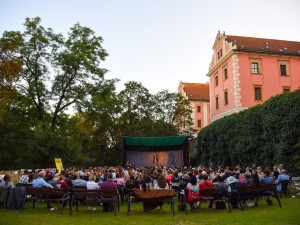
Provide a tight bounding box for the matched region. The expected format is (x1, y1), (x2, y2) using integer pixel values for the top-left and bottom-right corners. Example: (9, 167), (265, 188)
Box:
(123, 136), (189, 167)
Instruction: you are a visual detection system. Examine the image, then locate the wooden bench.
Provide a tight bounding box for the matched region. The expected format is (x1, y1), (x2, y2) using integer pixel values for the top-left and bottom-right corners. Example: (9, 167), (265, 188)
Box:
(127, 189), (176, 216)
(236, 183), (281, 211)
(22, 187), (69, 214)
(70, 189), (119, 216)
(182, 188), (231, 214)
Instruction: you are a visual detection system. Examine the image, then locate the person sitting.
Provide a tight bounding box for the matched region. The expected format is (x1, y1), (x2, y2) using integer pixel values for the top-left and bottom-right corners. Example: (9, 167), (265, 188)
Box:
(261, 170), (274, 184)
(170, 172), (180, 192)
(126, 175), (138, 190)
(237, 173), (247, 187)
(199, 175), (213, 189)
(275, 169), (290, 192)
(248, 173), (261, 206)
(186, 176), (200, 210)
(140, 174), (153, 192)
(101, 173), (118, 212)
(18, 170), (29, 184)
(208, 176), (227, 208)
(153, 175), (169, 189)
(261, 170), (274, 205)
(178, 174), (189, 193)
(61, 171), (73, 188)
(53, 173), (59, 183)
(153, 174), (169, 210)
(58, 175), (70, 193)
(0, 175), (14, 206)
(73, 175), (87, 188)
(273, 166), (279, 180)
(28, 174), (34, 184)
(33, 171), (53, 189)
(114, 173), (125, 188)
(46, 175), (58, 188)
(86, 175), (99, 211)
(244, 171), (252, 184)
(187, 176), (198, 189)
(0, 175), (14, 189)
(32, 171), (56, 210)
(226, 172), (239, 208)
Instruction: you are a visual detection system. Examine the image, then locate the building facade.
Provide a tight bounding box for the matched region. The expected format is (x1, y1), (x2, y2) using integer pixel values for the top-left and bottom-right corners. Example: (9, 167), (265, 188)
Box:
(178, 82), (210, 131)
(208, 31), (300, 122)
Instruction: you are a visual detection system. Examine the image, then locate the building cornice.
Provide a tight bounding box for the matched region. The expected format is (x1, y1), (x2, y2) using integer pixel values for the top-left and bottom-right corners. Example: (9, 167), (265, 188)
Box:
(207, 49), (300, 77)
(233, 49), (300, 58)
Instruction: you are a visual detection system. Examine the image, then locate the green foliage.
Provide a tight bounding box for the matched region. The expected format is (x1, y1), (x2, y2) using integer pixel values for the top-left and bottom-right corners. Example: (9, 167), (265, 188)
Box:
(0, 18), (195, 170)
(196, 89), (300, 174)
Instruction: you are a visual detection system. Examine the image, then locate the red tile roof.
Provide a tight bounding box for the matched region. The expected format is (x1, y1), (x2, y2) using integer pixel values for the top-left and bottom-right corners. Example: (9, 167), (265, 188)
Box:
(226, 35), (300, 56)
(182, 83), (209, 101)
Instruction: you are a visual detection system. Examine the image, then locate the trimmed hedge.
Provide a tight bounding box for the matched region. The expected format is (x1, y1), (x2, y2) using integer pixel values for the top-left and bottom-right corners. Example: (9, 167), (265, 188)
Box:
(196, 88), (300, 173)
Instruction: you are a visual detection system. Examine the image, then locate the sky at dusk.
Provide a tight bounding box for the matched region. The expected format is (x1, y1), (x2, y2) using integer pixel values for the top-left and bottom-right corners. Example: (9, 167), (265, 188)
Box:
(1, 0), (300, 93)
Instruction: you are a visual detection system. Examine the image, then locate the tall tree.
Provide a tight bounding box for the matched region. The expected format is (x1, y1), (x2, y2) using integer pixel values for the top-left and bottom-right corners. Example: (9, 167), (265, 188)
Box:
(0, 17), (109, 167)
(0, 41), (22, 121)
(1, 17), (108, 130)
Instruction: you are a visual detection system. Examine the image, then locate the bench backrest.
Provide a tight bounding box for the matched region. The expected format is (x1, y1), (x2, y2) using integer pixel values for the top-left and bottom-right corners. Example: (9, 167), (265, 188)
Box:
(72, 189), (117, 198)
(26, 187), (66, 196)
(237, 183), (276, 195)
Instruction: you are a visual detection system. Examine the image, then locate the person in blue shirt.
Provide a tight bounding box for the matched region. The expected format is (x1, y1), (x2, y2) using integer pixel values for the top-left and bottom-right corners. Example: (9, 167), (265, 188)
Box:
(275, 170), (290, 191)
(32, 171), (54, 188)
(261, 171), (274, 184)
(32, 171), (57, 210)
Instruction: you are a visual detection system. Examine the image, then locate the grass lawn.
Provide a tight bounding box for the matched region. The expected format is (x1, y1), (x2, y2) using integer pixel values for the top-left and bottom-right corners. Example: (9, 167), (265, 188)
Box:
(0, 196), (299, 225)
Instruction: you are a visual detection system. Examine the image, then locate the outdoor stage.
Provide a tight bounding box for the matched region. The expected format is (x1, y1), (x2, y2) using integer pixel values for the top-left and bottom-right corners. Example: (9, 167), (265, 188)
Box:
(123, 136), (189, 167)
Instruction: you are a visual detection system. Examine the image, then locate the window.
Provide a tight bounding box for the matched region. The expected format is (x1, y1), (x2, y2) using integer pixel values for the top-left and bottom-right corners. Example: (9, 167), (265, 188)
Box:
(197, 120), (201, 128)
(223, 65), (228, 80)
(279, 61), (289, 76)
(250, 58), (261, 74)
(254, 85), (262, 101)
(282, 86), (290, 93)
(224, 89), (228, 105)
(216, 95), (219, 110)
(217, 49), (223, 60)
(215, 73), (219, 87)
(280, 65), (287, 75)
(252, 63), (259, 73)
(197, 106), (201, 113)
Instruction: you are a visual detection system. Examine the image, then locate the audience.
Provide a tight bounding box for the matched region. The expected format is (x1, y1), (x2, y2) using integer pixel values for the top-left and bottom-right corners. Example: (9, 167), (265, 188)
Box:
(1, 162), (294, 211)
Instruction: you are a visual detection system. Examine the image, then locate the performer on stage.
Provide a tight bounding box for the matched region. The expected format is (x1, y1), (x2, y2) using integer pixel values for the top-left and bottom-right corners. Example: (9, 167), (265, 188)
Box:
(153, 153), (158, 167)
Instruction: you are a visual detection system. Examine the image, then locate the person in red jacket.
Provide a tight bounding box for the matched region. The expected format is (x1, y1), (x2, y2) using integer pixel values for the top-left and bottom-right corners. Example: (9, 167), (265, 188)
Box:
(199, 174), (213, 189)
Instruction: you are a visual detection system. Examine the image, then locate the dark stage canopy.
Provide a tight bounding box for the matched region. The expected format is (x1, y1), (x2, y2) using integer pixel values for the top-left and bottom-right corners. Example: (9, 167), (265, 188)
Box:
(124, 136), (187, 147)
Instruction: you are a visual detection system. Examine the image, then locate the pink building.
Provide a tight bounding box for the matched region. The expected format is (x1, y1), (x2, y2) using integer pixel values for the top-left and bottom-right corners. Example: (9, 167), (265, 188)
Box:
(178, 82), (210, 132)
(208, 31), (300, 122)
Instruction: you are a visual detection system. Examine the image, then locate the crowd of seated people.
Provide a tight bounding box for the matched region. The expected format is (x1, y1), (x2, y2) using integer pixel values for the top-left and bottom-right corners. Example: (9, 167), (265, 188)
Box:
(0, 163), (295, 211)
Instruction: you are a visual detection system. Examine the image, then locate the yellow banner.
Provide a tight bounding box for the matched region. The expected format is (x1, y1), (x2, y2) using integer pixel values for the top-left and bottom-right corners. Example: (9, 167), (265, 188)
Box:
(54, 158), (64, 173)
